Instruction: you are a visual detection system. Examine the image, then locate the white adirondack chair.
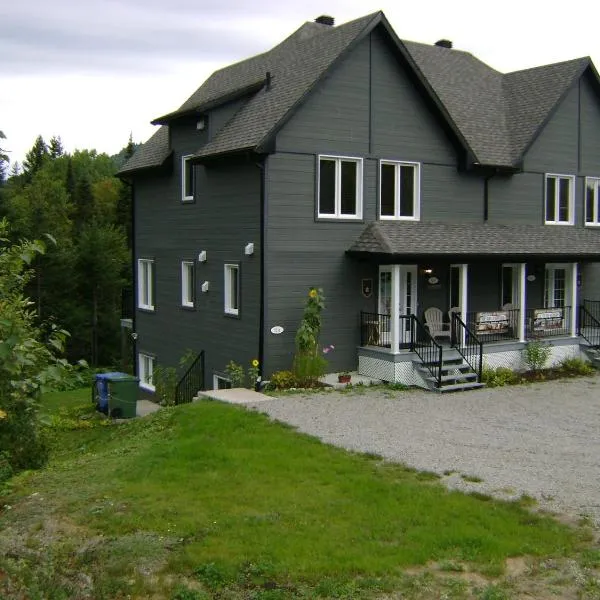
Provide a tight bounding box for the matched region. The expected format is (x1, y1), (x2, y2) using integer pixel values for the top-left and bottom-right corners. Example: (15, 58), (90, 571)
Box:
(424, 307), (451, 341)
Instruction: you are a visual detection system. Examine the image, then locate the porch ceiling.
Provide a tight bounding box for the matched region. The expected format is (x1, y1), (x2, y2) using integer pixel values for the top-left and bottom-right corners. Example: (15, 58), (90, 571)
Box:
(347, 222), (600, 260)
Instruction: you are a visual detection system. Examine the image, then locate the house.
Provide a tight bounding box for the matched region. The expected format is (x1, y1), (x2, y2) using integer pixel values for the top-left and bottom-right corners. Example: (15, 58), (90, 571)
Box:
(119, 11), (600, 394)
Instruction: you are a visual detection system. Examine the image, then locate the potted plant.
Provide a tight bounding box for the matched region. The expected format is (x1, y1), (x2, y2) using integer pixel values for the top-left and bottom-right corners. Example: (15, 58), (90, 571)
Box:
(338, 371), (351, 384)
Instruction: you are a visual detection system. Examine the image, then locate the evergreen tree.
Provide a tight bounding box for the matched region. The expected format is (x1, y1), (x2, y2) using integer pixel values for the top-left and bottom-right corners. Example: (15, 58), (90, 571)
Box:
(23, 135), (48, 180)
(0, 130), (8, 184)
(49, 135), (64, 159)
(116, 133), (135, 248)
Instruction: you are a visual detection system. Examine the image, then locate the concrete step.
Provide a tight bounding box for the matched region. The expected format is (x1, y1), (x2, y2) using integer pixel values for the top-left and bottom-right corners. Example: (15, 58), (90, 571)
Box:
(437, 382), (486, 393)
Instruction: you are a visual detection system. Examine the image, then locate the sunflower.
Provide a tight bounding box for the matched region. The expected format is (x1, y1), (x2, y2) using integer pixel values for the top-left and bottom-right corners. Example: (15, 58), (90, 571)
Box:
(251, 359), (259, 367)
(309, 289), (318, 298)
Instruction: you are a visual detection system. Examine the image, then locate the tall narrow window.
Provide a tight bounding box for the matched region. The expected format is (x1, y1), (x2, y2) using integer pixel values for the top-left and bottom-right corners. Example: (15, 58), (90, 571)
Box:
(224, 263), (240, 316)
(137, 258), (154, 311)
(379, 161), (420, 220)
(181, 260), (195, 308)
(182, 155), (195, 202)
(138, 353), (155, 391)
(317, 156), (362, 219)
(585, 178), (600, 225)
(545, 266), (567, 308)
(545, 174), (574, 225)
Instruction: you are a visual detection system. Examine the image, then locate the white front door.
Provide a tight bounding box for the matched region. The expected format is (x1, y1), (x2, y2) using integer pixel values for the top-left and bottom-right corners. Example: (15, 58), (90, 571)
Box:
(379, 265), (417, 347)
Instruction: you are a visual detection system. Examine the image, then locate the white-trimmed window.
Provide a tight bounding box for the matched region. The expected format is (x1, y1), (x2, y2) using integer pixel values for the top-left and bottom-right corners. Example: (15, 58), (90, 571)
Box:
(379, 160), (420, 220)
(137, 258), (154, 311)
(224, 263), (240, 316)
(138, 353), (155, 391)
(545, 174), (574, 225)
(182, 155), (195, 202)
(585, 178), (600, 226)
(181, 260), (195, 308)
(545, 264), (567, 308)
(317, 155), (363, 219)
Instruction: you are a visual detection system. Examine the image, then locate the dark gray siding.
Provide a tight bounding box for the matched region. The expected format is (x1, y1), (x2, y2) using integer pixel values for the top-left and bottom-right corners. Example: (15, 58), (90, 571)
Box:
(488, 173), (543, 225)
(523, 84), (579, 174)
(580, 75), (600, 176)
(134, 152), (261, 391)
(581, 263), (600, 301)
(264, 153), (375, 375)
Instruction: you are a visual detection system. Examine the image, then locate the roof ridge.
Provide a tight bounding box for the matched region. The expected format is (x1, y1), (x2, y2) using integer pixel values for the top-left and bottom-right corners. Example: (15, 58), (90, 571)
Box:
(505, 56), (590, 77)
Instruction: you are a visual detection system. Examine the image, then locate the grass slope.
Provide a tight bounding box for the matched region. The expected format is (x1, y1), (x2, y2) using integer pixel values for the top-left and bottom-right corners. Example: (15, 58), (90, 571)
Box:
(0, 389), (597, 599)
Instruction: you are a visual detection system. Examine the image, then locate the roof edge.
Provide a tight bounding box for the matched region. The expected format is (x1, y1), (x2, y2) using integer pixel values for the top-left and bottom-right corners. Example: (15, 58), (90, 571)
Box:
(152, 79), (267, 125)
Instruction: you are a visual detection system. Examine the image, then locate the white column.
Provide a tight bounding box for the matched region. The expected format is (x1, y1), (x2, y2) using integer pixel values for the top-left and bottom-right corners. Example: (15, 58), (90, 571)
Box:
(570, 262), (578, 337)
(459, 264), (468, 346)
(518, 263), (527, 342)
(390, 264), (401, 354)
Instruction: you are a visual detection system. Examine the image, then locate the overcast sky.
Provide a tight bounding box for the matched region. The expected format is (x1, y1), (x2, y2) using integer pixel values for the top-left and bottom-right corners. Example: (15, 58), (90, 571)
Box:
(2, 0), (599, 166)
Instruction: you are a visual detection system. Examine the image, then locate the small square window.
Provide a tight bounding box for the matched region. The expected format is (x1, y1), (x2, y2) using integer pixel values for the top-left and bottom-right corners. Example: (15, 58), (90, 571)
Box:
(379, 161), (420, 220)
(181, 260), (195, 308)
(138, 353), (155, 391)
(545, 174), (574, 225)
(137, 258), (154, 311)
(317, 156), (362, 219)
(585, 178), (600, 226)
(182, 155), (195, 202)
(224, 263), (240, 316)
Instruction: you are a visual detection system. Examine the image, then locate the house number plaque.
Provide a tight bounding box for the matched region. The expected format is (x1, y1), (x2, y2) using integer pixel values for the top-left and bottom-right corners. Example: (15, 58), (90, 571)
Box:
(270, 326), (284, 335)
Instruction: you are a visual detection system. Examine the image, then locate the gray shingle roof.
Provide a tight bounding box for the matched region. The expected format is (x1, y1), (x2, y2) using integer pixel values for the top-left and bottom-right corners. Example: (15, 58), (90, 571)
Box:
(120, 12), (597, 174)
(348, 221), (600, 257)
(118, 126), (170, 174)
(402, 42), (590, 167)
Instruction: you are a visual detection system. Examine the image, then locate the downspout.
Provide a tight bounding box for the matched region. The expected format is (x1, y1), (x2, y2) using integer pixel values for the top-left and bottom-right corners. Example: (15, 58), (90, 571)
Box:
(130, 180), (137, 376)
(256, 156), (267, 389)
(483, 169), (498, 222)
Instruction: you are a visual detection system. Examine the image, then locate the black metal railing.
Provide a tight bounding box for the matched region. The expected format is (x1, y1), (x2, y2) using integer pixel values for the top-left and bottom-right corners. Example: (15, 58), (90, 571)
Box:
(579, 305), (600, 348)
(461, 309), (520, 343)
(452, 313), (483, 382)
(525, 306), (571, 338)
(121, 287), (134, 320)
(175, 351), (205, 405)
(360, 311), (391, 348)
(583, 299), (600, 323)
(411, 315), (443, 387)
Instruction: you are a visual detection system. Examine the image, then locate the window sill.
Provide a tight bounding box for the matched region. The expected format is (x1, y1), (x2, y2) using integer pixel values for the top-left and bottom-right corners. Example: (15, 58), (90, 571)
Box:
(316, 215), (364, 222)
(137, 306), (155, 313)
(181, 197), (195, 204)
(224, 310), (240, 319)
(544, 222), (574, 226)
(379, 216), (420, 221)
(181, 304), (195, 311)
(584, 223), (600, 227)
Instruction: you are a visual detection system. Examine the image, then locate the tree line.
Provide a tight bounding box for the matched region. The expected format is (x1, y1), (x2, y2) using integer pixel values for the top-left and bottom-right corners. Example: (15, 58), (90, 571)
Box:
(0, 133), (135, 366)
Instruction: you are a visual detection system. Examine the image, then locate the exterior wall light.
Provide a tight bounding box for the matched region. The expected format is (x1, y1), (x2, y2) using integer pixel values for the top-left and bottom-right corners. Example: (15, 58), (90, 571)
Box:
(244, 243), (254, 256)
(201, 281), (210, 293)
(198, 250), (207, 262)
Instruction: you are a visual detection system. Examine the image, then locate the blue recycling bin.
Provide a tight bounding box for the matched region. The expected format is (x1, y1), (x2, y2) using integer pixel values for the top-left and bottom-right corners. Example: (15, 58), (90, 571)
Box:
(93, 372), (126, 415)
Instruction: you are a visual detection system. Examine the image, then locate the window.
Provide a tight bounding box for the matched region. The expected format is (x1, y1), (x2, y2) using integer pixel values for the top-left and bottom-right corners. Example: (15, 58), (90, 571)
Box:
(182, 155), (195, 202)
(545, 265), (567, 308)
(224, 263), (240, 316)
(379, 161), (420, 220)
(181, 260), (195, 308)
(138, 353), (155, 391)
(585, 178), (600, 225)
(545, 174), (574, 224)
(318, 155), (362, 219)
(137, 259), (154, 311)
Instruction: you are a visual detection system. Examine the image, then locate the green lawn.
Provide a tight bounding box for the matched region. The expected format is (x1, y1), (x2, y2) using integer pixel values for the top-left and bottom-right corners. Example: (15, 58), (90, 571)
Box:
(0, 388), (598, 599)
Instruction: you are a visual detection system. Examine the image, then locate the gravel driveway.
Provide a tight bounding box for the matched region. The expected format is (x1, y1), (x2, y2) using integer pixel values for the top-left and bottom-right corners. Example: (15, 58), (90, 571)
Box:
(252, 376), (600, 525)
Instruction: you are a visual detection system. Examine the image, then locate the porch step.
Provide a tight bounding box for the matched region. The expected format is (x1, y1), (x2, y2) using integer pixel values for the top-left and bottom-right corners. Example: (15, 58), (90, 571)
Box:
(582, 345), (600, 369)
(414, 354), (485, 394)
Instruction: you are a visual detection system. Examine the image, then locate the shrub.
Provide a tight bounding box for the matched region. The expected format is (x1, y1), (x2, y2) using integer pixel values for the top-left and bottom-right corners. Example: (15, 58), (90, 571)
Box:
(481, 366), (519, 387)
(557, 356), (595, 377)
(268, 370), (298, 390)
(523, 339), (551, 372)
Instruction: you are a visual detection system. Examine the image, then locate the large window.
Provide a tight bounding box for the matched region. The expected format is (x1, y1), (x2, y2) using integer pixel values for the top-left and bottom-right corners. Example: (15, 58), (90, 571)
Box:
(181, 260), (195, 308)
(545, 174), (574, 225)
(379, 161), (420, 220)
(224, 263), (240, 316)
(318, 155), (363, 219)
(138, 353), (155, 391)
(585, 178), (600, 226)
(137, 258), (154, 311)
(182, 155), (195, 202)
